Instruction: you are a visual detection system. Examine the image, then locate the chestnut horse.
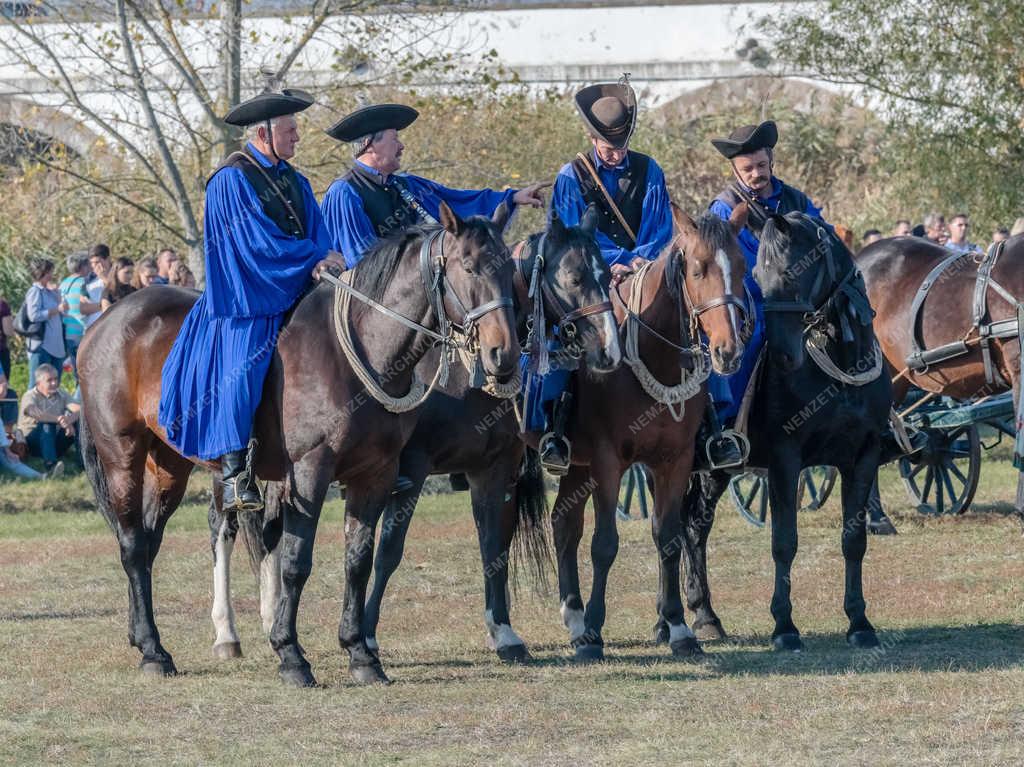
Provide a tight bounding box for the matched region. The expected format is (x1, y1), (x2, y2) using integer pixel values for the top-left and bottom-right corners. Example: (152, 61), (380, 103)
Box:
(679, 211), (892, 652)
(857, 235), (1024, 517)
(207, 208), (622, 665)
(78, 203), (518, 687)
(535, 203), (752, 661)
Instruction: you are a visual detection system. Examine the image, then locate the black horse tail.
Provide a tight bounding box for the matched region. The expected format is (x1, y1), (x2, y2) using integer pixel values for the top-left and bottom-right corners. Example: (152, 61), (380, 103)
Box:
(79, 414), (117, 532)
(234, 480), (281, 579)
(510, 446), (553, 595)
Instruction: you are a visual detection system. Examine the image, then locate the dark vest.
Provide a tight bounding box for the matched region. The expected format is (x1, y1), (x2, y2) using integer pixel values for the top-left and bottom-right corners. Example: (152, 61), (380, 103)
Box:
(342, 165), (421, 239)
(571, 151), (650, 249)
(209, 151), (307, 238)
(714, 180), (810, 232)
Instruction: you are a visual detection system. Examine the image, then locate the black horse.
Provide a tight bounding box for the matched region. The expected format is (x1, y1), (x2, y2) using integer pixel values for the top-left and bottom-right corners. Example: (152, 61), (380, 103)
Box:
(675, 211), (892, 650)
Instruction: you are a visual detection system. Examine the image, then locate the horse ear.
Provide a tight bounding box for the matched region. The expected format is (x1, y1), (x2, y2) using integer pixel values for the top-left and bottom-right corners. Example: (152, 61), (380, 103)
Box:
(729, 201), (749, 235)
(491, 202), (510, 232)
(580, 203), (600, 236)
(771, 212), (790, 235)
(670, 201), (697, 241)
(549, 210), (567, 241)
(439, 201), (464, 235)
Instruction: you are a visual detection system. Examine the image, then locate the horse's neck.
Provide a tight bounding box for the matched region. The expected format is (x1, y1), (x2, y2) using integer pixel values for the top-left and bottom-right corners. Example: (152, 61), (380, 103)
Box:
(632, 258), (684, 384)
(354, 251), (434, 398)
(511, 241), (535, 338)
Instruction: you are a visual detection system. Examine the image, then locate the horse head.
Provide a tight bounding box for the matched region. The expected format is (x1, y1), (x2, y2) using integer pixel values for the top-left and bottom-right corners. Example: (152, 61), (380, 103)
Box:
(754, 210), (853, 373)
(669, 202), (750, 375)
(437, 201), (519, 381)
(537, 205), (621, 374)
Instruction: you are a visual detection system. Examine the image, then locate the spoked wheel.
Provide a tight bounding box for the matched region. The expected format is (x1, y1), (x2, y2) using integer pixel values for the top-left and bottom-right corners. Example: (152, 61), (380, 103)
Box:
(730, 470), (769, 528)
(797, 465), (838, 511)
(616, 464), (651, 521)
(899, 424), (981, 515)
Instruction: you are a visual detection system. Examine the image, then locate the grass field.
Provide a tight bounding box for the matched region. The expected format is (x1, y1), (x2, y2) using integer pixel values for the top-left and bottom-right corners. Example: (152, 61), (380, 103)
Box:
(1, 456), (1022, 766)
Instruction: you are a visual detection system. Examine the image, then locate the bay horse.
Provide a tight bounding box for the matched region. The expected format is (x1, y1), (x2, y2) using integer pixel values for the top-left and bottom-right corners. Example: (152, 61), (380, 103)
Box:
(536, 202), (752, 661)
(207, 208), (622, 665)
(78, 203), (519, 687)
(678, 211), (892, 651)
(856, 235), (1024, 518)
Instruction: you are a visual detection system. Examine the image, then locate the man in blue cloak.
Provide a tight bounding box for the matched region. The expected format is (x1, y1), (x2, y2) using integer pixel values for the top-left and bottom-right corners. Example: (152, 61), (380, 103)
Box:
(320, 103), (547, 266)
(159, 88), (344, 511)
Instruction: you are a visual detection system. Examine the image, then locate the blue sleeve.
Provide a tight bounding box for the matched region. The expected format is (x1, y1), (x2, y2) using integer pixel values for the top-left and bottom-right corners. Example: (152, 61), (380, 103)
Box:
(402, 175), (517, 224)
(622, 160), (672, 262)
(320, 179), (379, 269)
(26, 286), (47, 323)
(551, 163), (632, 267)
(709, 198), (734, 222)
(202, 168), (328, 318)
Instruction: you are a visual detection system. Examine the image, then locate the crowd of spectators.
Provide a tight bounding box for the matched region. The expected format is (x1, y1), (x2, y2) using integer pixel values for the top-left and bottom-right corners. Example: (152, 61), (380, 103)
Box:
(0, 243), (195, 481)
(858, 213), (1024, 254)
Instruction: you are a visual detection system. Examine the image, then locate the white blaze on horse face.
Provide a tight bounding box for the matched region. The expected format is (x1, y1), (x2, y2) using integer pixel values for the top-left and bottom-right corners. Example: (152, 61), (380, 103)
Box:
(259, 549), (281, 635)
(560, 600), (586, 641)
(484, 609), (525, 651)
(716, 248), (741, 345)
(211, 518), (241, 649)
(598, 310), (621, 367)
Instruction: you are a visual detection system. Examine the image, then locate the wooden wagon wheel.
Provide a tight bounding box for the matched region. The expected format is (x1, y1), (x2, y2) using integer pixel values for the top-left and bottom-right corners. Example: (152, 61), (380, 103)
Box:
(797, 465), (839, 511)
(731, 466), (840, 529)
(898, 424), (982, 515)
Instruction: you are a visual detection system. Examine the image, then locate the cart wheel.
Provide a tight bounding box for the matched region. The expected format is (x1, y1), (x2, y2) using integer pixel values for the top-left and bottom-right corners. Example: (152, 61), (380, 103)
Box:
(729, 470), (769, 528)
(798, 466), (838, 511)
(616, 464), (650, 521)
(899, 424), (981, 515)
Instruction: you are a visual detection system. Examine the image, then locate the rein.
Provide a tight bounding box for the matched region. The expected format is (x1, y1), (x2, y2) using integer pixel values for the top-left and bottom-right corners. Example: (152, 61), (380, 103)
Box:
(324, 229), (517, 413)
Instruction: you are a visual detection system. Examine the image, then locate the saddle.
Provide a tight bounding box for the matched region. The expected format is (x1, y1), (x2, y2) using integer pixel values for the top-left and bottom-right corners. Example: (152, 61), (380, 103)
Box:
(905, 241), (1021, 385)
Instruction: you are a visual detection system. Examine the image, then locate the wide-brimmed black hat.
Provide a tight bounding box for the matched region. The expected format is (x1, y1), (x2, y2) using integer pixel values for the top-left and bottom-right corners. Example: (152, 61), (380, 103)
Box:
(711, 120), (778, 159)
(574, 81), (637, 149)
(325, 104), (419, 142)
(223, 89), (315, 127)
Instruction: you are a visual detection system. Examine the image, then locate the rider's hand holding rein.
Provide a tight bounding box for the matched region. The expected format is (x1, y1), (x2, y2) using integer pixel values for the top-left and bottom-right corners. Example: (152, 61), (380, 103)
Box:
(513, 181), (552, 209)
(314, 251), (347, 280)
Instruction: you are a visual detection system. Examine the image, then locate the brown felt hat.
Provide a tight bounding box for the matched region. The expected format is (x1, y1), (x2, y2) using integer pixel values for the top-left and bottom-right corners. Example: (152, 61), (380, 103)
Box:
(574, 80), (637, 149)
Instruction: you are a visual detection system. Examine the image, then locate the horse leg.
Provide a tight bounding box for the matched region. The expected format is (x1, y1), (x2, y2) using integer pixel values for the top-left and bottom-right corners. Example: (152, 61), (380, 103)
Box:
(470, 458), (529, 663)
(576, 461), (622, 662)
(680, 470), (731, 642)
(768, 453), (803, 652)
(251, 481), (283, 636)
(551, 465), (591, 649)
(841, 448), (882, 649)
(362, 460), (427, 653)
(269, 452), (333, 688)
(339, 479), (395, 685)
(652, 462), (703, 658)
(209, 487), (243, 659)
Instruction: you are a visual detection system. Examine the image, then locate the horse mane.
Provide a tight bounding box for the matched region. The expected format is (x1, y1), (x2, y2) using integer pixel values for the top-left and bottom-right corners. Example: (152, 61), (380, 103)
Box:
(349, 224), (441, 306)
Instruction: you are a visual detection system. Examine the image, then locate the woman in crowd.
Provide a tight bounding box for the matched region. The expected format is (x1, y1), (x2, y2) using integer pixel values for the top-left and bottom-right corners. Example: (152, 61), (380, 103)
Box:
(100, 257), (136, 311)
(23, 258), (67, 388)
(131, 257), (159, 290)
(168, 261), (197, 288)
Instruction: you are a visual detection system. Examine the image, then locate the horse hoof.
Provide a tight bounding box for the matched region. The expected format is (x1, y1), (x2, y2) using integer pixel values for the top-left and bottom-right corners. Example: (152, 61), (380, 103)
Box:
(212, 641), (243, 660)
(694, 621), (728, 642)
(279, 664), (318, 688)
(772, 633), (803, 652)
(573, 644), (605, 664)
(496, 643), (531, 664)
(670, 637), (705, 659)
(140, 658), (177, 677)
(350, 662), (392, 686)
(651, 621), (670, 645)
(848, 630), (880, 649)
(868, 518), (898, 536)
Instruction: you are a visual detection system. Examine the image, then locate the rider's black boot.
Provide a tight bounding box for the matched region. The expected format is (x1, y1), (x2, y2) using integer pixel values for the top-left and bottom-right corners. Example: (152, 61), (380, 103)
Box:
(695, 402), (747, 472)
(222, 439), (263, 512)
(540, 391), (573, 476)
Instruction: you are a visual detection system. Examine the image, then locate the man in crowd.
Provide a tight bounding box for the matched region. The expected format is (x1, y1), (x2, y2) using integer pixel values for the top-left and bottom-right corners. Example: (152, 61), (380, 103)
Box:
(320, 103), (546, 267)
(159, 86), (342, 511)
(17, 362), (77, 475)
(861, 229), (883, 248)
(945, 213), (979, 255)
(991, 227), (1010, 249)
(892, 219), (912, 237)
(85, 244), (111, 330)
(59, 252), (99, 382)
(153, 248), (180, 285)
(922, 212), (947, 245)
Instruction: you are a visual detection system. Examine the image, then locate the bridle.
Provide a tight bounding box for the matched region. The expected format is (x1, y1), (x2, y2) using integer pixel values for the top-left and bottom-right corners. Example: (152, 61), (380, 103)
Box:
(513, 235), (614, 371)
(323, 226), (515, 412)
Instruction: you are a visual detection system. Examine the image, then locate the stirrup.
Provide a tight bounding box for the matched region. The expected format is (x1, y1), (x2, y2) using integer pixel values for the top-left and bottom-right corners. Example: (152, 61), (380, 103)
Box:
(705, 429), (749, 471)
(224, 475), (264, 513)
(539, 432), (571, 476)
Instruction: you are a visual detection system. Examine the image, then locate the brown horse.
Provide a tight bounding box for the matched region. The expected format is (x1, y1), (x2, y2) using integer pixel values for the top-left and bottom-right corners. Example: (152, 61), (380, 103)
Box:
(857, 234), (1024, 517)
(533, 203), (751, 661)
(78, 203), (518, 687)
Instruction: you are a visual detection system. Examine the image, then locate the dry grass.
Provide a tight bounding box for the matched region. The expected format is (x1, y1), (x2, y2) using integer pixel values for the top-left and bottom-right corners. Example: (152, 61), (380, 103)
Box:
(1, 459), (1022, 766)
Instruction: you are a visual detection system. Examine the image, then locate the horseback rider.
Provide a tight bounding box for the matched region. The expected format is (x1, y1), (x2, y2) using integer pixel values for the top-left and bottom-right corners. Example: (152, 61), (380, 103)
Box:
(707, 120), (826, 446)
(159, 87), (344, 512)
(320, 103), (548, 266)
